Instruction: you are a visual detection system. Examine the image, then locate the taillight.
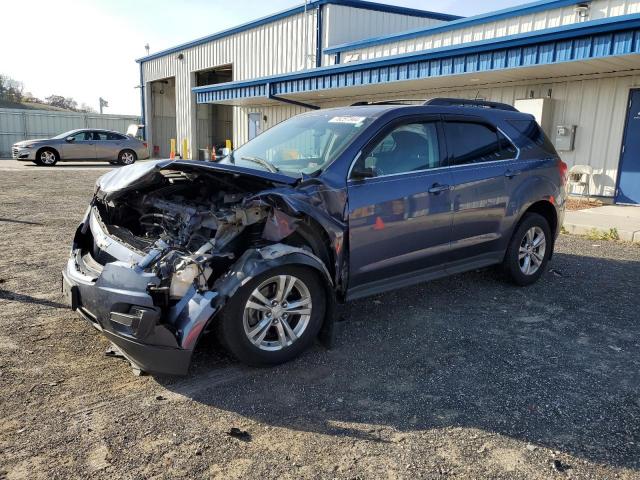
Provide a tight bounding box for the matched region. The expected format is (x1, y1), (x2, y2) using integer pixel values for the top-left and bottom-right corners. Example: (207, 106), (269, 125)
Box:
(143, 142), (148, 149)
(558, 159), (568, 185)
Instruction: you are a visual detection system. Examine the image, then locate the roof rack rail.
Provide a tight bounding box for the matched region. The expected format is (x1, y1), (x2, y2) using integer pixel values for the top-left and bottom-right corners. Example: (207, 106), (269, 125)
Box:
(350, 99), (428, 106)
(423, 98), (518, 112)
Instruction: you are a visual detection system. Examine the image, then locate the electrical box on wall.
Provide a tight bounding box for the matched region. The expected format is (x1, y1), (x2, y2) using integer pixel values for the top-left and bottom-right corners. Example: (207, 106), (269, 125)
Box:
(555, 125), (577, 151)
(514, 98), (554, 134)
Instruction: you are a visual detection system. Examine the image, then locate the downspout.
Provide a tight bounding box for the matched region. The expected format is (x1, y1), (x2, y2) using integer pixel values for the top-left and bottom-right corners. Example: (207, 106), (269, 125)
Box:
(315, 3), (323, 68)
(267, 83), (320, 110)
(139, 62), (147, 141)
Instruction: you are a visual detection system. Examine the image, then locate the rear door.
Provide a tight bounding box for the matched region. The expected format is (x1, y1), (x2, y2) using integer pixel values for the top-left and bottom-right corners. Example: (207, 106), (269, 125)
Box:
(95, 131), (125, 160)
(443, 116), (518, 267)
(347, 116), (453, 297)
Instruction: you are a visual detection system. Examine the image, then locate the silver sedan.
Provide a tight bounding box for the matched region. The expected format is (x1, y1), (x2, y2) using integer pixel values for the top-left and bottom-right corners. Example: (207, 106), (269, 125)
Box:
(11, 129), (150, 166)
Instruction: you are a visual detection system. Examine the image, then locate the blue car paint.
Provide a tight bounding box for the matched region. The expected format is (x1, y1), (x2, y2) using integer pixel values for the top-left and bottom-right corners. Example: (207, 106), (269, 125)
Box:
(306, 104), (565, 299)
(63, 103), (565, 374)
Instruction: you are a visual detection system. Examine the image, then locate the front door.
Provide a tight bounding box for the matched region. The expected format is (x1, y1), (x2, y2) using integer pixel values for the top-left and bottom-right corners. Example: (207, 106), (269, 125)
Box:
(347, 118), (453, 298)
(443, 117), (518, 267)
(616, 89), (640, 205)
(62, 131), (96, 160)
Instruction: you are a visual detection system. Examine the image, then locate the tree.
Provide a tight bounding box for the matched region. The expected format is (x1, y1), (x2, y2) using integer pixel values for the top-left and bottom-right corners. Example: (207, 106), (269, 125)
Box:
(0, 74), (24, 103)
(22, 91), (43, 104)
(1, 73), (88, 112)
(44, 95), (78, 111)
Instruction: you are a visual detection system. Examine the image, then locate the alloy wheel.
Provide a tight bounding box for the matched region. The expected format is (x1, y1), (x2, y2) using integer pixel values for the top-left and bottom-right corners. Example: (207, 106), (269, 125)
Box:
(40, 151), (56, 165)
(242, 274), (312, 351)
(518, 226), (546, 275)
(121, 152), (135, 165)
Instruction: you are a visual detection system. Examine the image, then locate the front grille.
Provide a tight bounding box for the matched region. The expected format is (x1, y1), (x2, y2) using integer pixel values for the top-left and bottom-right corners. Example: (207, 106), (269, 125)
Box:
(11, 147), (19, 159)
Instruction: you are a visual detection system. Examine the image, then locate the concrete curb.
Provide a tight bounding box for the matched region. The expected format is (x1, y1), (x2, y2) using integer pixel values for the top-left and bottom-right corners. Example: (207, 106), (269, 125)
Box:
(563, 206), (640, 243)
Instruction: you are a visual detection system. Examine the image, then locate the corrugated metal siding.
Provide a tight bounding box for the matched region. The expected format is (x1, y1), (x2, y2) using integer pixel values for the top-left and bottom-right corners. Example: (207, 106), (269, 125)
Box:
(142, 9), (318, 158)
(0, 108), (140, 157)
(202, 72), (640, 196)
(309, 73), (640, 197)
(196, 20), (640, 102)
(322, 4), (445, 65)
(142, 5), (453, 158)
(233, 104), (310, 148)
(341, 0), (640, 61)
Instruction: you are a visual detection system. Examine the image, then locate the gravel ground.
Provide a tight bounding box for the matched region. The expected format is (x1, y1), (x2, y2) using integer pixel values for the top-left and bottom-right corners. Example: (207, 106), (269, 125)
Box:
(1, 167), (639, 479)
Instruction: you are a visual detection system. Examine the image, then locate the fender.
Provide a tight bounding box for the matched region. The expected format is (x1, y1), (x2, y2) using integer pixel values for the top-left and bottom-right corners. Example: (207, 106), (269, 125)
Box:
(178, 243), (337, 350)
(212, 243), (333, 302)
(505, 170), (561, 239)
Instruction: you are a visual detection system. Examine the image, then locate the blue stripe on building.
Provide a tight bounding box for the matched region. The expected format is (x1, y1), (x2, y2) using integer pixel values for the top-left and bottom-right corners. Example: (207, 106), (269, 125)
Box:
(193, 15), (640, 104)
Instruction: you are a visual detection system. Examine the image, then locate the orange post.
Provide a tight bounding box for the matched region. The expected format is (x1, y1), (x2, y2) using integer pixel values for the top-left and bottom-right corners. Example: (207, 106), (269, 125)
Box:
(169, 139), (176, 160)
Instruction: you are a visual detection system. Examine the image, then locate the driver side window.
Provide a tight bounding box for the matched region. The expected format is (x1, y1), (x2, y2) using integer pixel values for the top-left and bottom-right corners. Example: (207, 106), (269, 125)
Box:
(71, 131), (90, 141)
(354, 122), (442, 177)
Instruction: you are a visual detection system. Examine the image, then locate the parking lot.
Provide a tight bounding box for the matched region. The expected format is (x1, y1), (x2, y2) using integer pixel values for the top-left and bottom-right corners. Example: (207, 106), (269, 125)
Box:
(1, 163), (639, 479)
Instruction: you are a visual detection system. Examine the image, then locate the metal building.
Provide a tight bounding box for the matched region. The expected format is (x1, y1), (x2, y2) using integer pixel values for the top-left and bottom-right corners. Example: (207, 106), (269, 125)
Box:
(138, 0), (640, 204)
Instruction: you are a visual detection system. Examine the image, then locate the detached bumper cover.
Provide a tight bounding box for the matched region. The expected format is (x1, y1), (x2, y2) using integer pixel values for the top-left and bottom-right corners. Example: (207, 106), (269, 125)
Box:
(61, 209), (220, 375)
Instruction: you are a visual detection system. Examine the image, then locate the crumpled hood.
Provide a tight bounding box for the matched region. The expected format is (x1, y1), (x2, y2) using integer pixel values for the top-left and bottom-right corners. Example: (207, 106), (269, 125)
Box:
(95, 159), (298, 201)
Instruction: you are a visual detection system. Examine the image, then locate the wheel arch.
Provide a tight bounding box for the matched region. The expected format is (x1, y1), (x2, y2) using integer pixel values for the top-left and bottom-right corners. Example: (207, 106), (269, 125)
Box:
(507, 199), (558, 261)
(35, 146), (60, 160)
(118, 148), (137, 160)
(523, 200), (558, 239)
(191, 244), (338, 352)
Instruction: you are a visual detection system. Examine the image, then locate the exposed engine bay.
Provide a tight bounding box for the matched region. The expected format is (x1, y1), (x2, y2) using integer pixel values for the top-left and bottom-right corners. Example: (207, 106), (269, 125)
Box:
(94, 168), (288, 302)
(63, 160), (342, 375)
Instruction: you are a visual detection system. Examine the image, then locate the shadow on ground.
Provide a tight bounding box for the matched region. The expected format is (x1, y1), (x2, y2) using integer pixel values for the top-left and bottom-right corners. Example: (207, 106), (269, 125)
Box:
(0, 289), (68, 309)
(160, 251), (640, 470)
(0, 217), (43, 225)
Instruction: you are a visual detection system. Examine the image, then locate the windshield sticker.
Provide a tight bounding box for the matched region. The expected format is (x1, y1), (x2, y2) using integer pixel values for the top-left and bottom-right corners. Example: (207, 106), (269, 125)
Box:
(329, 116), (367, 125)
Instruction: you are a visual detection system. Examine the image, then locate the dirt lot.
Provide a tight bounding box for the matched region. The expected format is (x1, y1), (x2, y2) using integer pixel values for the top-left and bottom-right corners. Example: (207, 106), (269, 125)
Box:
(1, 163), (640, 479)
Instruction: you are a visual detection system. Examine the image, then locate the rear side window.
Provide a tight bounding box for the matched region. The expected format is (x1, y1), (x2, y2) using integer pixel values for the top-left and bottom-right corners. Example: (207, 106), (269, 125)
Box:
(444, 122), (516, 165)
(107, 132), (127, 140)
(508, 119), (556, 156)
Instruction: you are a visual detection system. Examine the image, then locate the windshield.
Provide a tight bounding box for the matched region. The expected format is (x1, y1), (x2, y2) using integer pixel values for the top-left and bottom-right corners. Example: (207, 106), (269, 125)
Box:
(222, 112), (374, 177)
(52, 129), (81, 139)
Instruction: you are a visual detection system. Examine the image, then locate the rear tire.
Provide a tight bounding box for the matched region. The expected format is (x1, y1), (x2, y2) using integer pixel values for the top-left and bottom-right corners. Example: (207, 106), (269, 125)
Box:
(35, 148), (58, 166)
(118, 150), (137, 165)
(216, 265), (326, 366)
(503, 213), (552, 286)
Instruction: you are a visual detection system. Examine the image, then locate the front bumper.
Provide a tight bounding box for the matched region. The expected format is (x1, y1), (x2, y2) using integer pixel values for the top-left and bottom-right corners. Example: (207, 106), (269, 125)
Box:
(61, 208), (220, 375)
(12, 146), (36, 160)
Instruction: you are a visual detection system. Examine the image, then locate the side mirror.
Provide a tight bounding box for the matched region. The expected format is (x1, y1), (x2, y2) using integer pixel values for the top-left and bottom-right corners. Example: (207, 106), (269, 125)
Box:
(66, 136), (75, 142)
(351, 166), (376, 180)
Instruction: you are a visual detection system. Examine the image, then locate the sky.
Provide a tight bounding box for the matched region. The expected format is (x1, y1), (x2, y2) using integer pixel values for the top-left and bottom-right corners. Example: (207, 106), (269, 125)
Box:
(1, 0), (529, 115)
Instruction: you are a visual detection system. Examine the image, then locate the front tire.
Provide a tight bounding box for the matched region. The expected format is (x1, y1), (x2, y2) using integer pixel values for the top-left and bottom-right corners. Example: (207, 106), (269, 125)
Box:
(216, 265), (326, 366)
(503, 213), (552, 286)
(118, 150), (137, 165)
(35, 148), (58, 166)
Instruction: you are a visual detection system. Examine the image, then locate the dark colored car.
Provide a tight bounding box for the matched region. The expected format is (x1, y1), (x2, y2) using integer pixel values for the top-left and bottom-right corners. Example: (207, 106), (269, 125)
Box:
(62, 98), (566, 375)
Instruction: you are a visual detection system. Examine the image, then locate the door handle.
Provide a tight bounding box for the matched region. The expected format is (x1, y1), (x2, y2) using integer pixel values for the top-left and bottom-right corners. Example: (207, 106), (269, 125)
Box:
(428, 183), (450, 194)
(504, 169), (522, 178)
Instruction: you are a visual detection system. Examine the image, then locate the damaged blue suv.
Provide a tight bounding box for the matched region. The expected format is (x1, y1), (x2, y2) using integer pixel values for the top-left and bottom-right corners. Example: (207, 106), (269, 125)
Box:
(62, 98), (566, 375)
